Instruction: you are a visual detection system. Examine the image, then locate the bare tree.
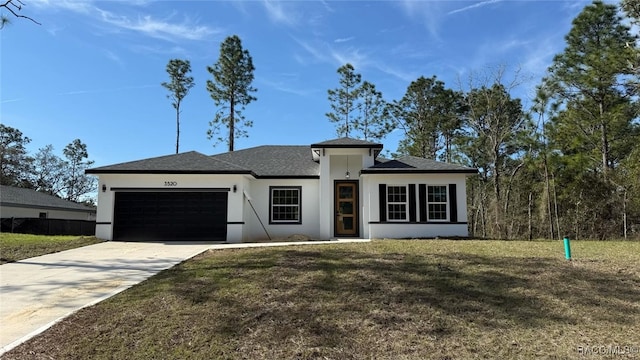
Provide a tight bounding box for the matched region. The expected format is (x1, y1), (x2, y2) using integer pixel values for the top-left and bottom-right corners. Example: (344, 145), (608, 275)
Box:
(1, 0), (40, 29)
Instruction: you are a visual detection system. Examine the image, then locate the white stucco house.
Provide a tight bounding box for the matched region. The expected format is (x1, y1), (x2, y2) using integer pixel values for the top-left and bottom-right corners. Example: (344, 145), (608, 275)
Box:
(86, 138), (477, 242)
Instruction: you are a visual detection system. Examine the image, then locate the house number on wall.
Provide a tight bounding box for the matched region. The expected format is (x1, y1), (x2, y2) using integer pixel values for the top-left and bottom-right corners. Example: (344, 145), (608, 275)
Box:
(164, 181), (178, 186)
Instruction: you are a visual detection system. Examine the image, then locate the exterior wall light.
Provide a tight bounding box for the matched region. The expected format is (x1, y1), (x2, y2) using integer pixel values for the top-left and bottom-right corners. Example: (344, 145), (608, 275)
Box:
(345, 156), (350, 179)
(233, 185), (237, 193)
(102, 184), (107, 192)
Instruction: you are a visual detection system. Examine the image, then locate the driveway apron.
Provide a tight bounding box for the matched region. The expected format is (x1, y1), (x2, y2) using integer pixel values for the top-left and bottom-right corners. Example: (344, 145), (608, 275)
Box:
(0, 241), (213, 354)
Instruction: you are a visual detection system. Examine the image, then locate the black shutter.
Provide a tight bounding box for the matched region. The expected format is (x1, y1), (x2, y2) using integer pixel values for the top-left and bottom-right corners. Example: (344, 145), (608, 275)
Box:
(449, 184), (457, 222)
(419, 184), (427, 222)
(379, 184), (387, 222)
(409, 184), (416, 222)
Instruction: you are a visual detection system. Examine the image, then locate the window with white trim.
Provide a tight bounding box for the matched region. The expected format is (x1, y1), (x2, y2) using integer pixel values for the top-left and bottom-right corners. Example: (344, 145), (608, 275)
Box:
(427, 185), (448, 221)
(270, 187), (301, 224)
(387, 185), (408, 221)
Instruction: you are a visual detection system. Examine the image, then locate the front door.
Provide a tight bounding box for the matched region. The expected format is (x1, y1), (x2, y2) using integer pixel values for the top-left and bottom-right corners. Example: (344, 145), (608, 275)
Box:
(335, 181), (358, 237)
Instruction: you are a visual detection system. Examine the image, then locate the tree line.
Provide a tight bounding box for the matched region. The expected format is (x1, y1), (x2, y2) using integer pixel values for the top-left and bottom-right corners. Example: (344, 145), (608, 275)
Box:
(324, 0), (640, 240)
(0, 124), (96, 204)
(6, 1), (634, 239)
(162, 1), (638, 240)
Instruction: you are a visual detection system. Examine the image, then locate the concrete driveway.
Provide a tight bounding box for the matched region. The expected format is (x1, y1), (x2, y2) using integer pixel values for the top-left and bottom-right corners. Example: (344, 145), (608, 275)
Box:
(0, 241), (214, 354)
(0, 239), (370, 355)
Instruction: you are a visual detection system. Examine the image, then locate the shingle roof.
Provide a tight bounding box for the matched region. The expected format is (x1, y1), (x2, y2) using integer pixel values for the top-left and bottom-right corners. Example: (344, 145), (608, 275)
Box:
(211, 146), (319, 178)
(361, 156), (477, 174)
(84, 139), (476, 177)
(86, 151), (251, 174)
(310, 137), (383, 148)
(0, 185), (96, 213)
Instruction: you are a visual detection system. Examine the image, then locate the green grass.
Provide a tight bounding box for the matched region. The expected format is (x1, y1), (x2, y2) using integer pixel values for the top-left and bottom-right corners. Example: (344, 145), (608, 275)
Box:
(0, 233), (103, 264)
(4, 240), (640, 359)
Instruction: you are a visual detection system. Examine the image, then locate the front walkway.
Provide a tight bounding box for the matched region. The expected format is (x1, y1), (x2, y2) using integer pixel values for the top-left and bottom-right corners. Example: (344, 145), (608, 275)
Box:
(0, 239), (370, 355)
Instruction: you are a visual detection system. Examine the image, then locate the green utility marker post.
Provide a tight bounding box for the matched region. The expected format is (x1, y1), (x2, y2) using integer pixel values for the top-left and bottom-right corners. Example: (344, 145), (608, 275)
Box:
(563, 237), (572, 260)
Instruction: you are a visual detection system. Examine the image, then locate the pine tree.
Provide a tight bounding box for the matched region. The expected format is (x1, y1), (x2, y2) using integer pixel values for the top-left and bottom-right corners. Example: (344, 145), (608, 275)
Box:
(327, 63), (362, 138)
(392, 76), (462, 160)
(461, 82), (528, 238)
(538, 0), (640, 239)
(622, 0), (640, 20)
(356, 81), (392, 142)
(161, 59), (195, 154)
(541, 0), (638, 180)
(206, 35), (257, 151)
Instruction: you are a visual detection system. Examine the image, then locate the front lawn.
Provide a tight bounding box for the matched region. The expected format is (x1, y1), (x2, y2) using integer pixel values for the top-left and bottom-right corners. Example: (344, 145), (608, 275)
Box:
(0, 233), (103, 264)
(4, 240), (639, 359)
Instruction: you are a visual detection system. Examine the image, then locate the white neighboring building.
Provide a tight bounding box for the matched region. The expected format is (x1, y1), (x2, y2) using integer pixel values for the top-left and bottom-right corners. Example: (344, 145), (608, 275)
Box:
(86, 138), (477, 242)
(0, 185), (96, 221)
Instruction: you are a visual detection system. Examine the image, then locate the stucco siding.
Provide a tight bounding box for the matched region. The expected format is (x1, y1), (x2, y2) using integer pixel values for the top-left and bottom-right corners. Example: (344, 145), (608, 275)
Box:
(95, 173), (247, 242)
(369, 223), (469, 239)
(362, 173), (470, 238)
(243, 179), (320, 240)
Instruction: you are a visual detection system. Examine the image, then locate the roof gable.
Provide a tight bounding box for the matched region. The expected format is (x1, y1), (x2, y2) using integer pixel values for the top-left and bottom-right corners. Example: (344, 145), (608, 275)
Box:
(310, 137), (383, 148)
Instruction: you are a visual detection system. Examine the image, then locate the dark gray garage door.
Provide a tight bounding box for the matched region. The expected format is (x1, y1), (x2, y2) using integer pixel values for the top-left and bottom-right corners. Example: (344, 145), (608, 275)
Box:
(113, 191), (228, 241)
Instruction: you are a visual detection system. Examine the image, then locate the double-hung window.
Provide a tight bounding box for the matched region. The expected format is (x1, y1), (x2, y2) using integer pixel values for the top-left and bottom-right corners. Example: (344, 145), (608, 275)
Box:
(387, 185), (408, 221)
(270, 186), (301, 224)
(427, 185), (448, 221)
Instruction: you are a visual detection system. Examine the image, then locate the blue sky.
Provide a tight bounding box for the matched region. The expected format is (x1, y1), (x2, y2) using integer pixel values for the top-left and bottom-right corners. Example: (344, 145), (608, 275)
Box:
(1, 0), (621, 167)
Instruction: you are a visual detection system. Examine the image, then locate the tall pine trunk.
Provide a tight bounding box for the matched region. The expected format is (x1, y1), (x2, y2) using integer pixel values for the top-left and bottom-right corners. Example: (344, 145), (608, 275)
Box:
(176, 103), (180, 154)
(229, 96), (235, 151)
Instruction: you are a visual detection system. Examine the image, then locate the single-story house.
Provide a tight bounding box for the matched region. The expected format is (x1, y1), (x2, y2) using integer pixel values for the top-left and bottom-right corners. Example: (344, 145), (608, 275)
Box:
(86, 138), (477, 242)
(0, 185), (96, 221)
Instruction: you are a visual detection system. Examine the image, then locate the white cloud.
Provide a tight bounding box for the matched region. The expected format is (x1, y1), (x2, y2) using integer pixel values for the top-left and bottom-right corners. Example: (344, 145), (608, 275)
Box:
(259, 75), (316, 97)
(330, 47), (368, 69)
(31, 0), (220, 42)
(0, 98), (23, 104)
(294, 37), (330, 64)
(262, 0), (299, 27)
(372, 62), (416, 83)
(103, 49), (124, 66)
(395, 1), (445, 40)
(293, 36), (415, 82)
(130, 44), (188, 56)
(57, 84), (156, 96)
(294, 35), (372, 70)
(334, 37), (355, 43)
(97, 9), (218, 42)
(448, 0), (503, 16)
(31, 0), (93, 13)
(320, 0), (334, 13)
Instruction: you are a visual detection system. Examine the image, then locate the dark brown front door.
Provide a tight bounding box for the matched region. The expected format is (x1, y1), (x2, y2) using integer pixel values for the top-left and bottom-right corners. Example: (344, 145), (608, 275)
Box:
(335, 181), (358, 236)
